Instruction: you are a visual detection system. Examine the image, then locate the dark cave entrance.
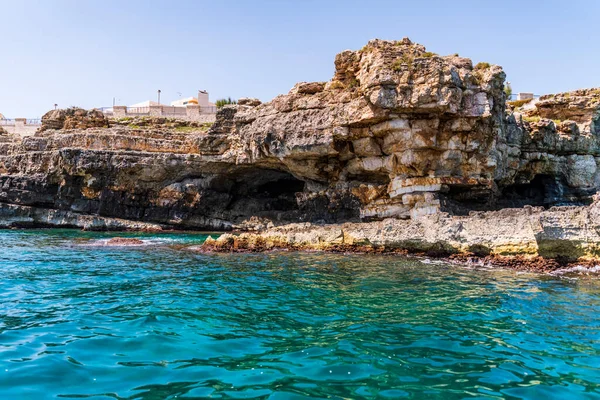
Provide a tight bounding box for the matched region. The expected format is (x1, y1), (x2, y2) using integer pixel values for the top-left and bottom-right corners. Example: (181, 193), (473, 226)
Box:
(440, 174), (571, 215)
(213, 168), (306, 219)
(500, 174), (554, 207)
(255, 177), (306, 199)
(498, 173), (595, 208)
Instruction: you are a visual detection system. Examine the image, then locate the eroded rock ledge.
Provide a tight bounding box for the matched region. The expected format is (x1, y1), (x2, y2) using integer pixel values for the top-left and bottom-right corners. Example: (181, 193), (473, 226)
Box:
(201, 199), (600, 269)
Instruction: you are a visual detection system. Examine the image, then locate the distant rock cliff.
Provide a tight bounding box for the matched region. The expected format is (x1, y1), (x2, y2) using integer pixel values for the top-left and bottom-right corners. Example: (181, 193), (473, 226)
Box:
(0, 38), (599, 236)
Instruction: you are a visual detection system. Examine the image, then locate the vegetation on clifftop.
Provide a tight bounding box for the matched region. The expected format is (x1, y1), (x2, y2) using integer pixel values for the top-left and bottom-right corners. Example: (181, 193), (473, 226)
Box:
(504, 82), (513, 98)
(216, 98), (237, 108)
(508, 99), (532, 108)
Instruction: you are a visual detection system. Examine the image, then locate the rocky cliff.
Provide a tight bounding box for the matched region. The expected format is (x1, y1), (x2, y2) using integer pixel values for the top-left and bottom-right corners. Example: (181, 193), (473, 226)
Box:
(0, 38), (599, 249)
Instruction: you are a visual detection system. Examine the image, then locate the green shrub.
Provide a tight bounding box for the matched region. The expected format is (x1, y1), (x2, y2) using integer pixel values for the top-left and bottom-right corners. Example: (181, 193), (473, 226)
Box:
(504, 82), (513, 98)
(420, 51), (436, 58)
(216, 97), (237, 108)
(393, 54), (414, 71)
(474, 62), (491, 70)
(471, 73), (482, 85)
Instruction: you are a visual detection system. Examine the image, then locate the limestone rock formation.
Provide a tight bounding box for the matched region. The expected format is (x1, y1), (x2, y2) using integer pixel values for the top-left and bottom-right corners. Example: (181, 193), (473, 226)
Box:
(0, 38), (599, 238)
(40, 107), (108, 132)
(237, 98), (262, 107)
(206, 38), (512, 221)
(206, 39), (600, 219)
(504, 88), (600, 206)
(202, 199), (600, 263)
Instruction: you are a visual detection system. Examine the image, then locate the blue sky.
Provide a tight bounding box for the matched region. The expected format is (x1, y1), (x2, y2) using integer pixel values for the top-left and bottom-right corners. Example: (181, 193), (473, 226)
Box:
(0, 0), (598, 118)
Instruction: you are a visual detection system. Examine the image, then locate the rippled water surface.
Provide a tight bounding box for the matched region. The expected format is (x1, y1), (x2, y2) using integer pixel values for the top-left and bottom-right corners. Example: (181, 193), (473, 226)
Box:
(1, 230), (600, 399)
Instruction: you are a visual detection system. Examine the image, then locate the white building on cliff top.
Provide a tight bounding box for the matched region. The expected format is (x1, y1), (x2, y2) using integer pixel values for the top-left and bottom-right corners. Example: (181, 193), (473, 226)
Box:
(129, 90), (214, 109)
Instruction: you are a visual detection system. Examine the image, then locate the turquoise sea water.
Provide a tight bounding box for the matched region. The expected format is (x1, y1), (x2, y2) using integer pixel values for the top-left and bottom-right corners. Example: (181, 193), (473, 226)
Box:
(0, 230), (599, 399)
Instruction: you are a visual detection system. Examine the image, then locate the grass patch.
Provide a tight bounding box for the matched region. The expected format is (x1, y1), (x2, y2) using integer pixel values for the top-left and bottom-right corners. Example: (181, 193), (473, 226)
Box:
(508, 99), (532, 108)
(216, 97), (237, 108)
(419, 51), (436, 58)
(128, 124), (142, 129)
(393, 54), (414, 71)
(174, 126), (198, 133)
(474, 62), (491, 70)
(175, 123), (213, 132)
(522, 115), (541, 123)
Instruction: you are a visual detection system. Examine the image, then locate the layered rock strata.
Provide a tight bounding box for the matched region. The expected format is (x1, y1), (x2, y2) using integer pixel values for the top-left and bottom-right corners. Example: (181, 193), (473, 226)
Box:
(202, 200), (600, 264)
(0, 37), (599, 262)
(40, 108), (109, 131)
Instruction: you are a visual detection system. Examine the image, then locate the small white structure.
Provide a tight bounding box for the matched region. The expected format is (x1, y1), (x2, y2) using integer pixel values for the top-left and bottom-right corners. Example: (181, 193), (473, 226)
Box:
(170, 91), (214, 108)
(128, 100), (161, 108)
(197, 90), (210, 107)
(517, 92), (534, 101)
(112, 90), (217, 122)
(170, 97), (198, 107)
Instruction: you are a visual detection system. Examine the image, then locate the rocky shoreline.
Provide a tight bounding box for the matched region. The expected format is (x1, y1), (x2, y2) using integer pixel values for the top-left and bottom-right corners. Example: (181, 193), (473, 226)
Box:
(1, 37), (600, 269)
(198, 199), (600, 271)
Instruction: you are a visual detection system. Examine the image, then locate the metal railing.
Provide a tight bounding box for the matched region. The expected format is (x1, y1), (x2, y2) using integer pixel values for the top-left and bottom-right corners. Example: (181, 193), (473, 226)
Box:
(1, 119), (41, 126)
(127, 107), (150, 115)
(100, 105), (218, 117)
(161, 106), (187, 115)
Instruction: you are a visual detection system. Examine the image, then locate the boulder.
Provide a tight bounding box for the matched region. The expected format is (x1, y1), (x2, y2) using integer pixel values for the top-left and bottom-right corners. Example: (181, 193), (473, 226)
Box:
(40, 107), (108, 132)
(237, 98), (262, 107)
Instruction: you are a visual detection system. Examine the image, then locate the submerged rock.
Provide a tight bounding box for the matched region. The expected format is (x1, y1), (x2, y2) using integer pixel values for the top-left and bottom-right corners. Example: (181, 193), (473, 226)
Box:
(105, 237), (145, 246)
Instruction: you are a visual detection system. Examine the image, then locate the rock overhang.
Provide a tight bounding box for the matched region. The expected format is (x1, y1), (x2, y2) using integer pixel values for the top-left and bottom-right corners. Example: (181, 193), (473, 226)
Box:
(0, 38), (598, 230)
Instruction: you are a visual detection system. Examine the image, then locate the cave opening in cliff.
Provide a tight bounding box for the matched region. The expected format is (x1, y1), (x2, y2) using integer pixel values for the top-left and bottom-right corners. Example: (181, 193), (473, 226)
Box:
(255, 178), (306, 198)
(440, 184), (495, 215)
(499, 174), (558, 208)
(217, 168), (306, 218)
